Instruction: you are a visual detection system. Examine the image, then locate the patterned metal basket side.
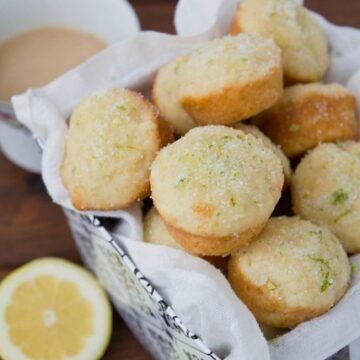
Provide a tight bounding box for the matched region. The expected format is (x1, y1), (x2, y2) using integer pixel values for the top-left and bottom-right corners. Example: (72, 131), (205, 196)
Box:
(63, 209), (222, 360)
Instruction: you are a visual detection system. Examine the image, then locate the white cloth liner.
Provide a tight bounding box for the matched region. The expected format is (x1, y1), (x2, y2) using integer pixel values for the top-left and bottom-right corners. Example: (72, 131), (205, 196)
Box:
(12, 0), (360, 359)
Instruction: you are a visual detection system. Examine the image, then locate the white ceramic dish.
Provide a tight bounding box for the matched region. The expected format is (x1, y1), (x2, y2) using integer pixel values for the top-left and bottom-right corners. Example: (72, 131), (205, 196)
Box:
(0, 0), (140, 173)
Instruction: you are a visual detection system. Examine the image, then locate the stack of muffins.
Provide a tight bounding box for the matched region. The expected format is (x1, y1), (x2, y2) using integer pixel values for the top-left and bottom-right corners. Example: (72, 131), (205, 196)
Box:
(61, 0), (359, 337)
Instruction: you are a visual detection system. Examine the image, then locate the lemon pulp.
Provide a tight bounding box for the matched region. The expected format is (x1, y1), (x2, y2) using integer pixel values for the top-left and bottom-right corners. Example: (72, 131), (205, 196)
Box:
(0, 258), (112, 360)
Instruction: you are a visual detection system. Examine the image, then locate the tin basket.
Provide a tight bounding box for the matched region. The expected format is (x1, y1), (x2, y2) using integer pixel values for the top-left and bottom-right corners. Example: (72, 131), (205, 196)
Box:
(63, 209), (221, 360)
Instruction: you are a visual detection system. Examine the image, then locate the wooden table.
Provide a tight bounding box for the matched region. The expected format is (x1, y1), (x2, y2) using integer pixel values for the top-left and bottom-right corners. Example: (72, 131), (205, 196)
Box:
(1, 1), (359, 359)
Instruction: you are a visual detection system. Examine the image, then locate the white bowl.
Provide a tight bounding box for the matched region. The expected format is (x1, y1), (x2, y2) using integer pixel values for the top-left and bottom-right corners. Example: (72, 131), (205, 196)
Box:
(0, 0), (140, 173)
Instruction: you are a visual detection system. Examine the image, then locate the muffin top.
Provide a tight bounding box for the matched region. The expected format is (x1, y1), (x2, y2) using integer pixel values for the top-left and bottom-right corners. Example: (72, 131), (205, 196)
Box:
(180, 34), (281, 98)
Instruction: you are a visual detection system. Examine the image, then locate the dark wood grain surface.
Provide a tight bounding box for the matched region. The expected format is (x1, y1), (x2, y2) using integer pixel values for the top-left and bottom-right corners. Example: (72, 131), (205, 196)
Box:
(0, 1), (359, 359)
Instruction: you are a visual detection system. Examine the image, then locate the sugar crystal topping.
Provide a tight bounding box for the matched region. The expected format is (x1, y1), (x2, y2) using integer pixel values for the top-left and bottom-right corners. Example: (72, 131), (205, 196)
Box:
(154, 126), (283, 234)
(180, 34), (281, 96)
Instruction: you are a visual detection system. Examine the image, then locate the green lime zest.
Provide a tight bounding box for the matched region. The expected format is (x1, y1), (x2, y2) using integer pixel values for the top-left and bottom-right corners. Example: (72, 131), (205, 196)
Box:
(175, 177), (188, 188)
(116, 104), (127, 112)
(114, 143), (136, 151)
(335, 139), (344, 149)
(320, 271), (333, 292)
(266, 280), (277, 291)
(310, 229), (323, 242)
(331, 189), (349, 205)
(222, 135), (233, 142)
(288, 123), (300, 132)
(333, 209), (352, 223)
(308, 256), (334, 292)
(352, 264), (358, 275)
(173, 63), (181, 73)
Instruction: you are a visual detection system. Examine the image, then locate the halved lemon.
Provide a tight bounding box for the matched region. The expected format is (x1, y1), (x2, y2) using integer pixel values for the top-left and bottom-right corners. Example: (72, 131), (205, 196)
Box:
(0, 258), (112, 360)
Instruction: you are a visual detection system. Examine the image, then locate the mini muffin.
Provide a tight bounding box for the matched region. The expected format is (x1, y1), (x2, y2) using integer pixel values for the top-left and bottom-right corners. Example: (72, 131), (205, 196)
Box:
(152, 56), (195, 136)
(292, 143), (360, 253)
(61, 88), (170, 211)
(143, 207), (228, 271)
(231, 0), (328, 83)
(233, 124), (291, 186)
(144, 206), (183, 250)
(150, 126), (284, 256)
(258, 83), (358, 158)
(179, 34), (283, 125)
(228, 217), (350, 328)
